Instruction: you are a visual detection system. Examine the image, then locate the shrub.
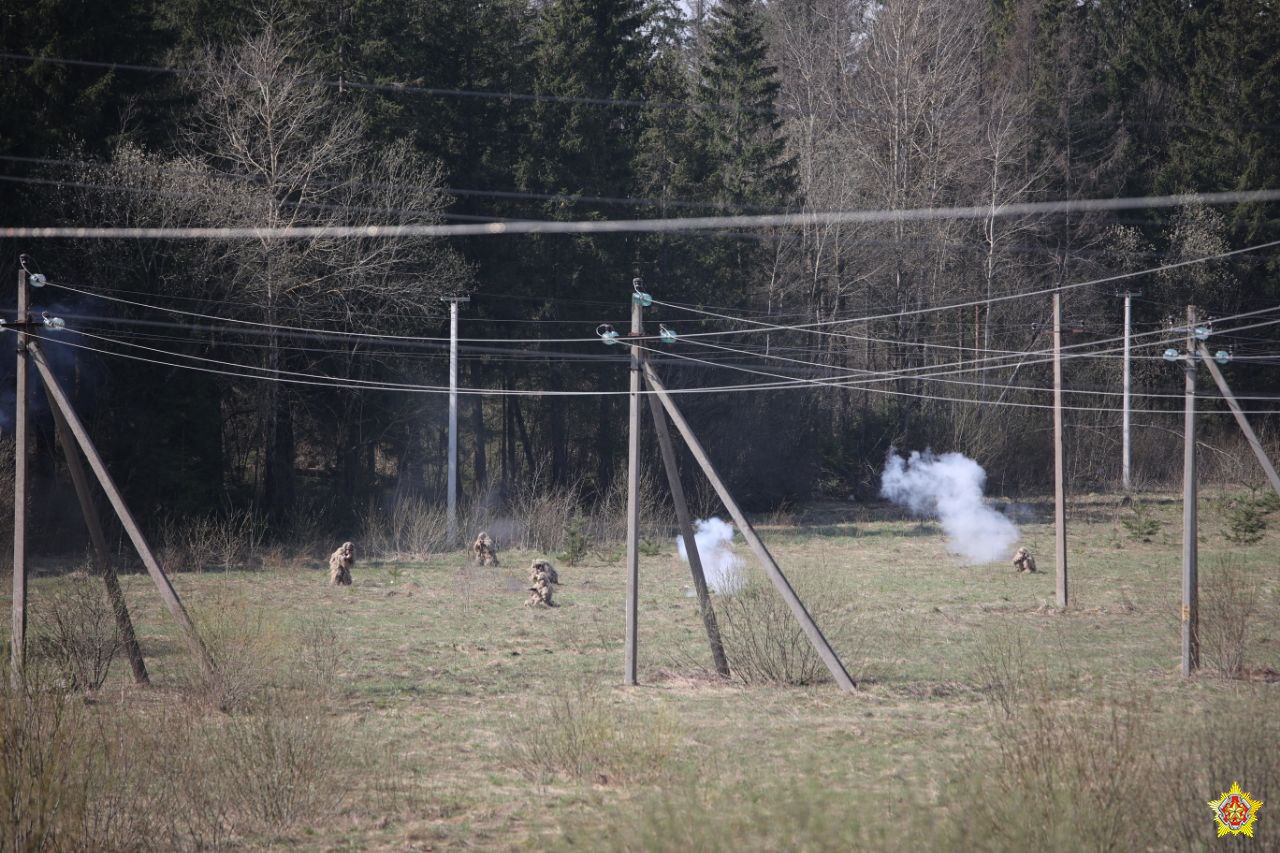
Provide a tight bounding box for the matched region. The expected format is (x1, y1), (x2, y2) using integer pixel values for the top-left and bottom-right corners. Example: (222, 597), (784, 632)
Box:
(973, 630), (1032, 719)
(297, 614), (342, 693)
(715, 571), (860, 686)
(0, 681), (95, 850)
(945, 695), (1157, 851)
(213, 708), (336, 830)
(942, 688), (1280, 851)
(1199, 555), (1260, 677)
(560, 772), (868, 852)
(156, 509), (267, 572)
(31, 573), (122, 692)
(183, 591), (298, 712)
(505, 682), (676, 786)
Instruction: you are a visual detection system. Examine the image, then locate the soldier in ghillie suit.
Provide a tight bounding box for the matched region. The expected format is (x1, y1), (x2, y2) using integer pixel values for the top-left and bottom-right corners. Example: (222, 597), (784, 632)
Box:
(472, 532), (499, 567)
(329, 541), (355, 586)
(526, 559), (559, 607)
(529, 558), (558, 586)
(1012, 546), (1037, 574)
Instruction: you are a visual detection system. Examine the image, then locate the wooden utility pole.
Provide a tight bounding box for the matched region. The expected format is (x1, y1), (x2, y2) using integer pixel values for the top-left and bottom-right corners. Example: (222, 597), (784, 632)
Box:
(644, 363), (857, 691)
(50, 403), (149, 684)
(643, 366), (730, 677)
(31, 344), (216, 677)
(1181, 307), (1199, 676)
(624, 286), (643, 686)
(1198, 344), (1280, 501)
(1053, 290), (1068, 609)
(442, 296), (470, 545)
(10, 263), (29, 683)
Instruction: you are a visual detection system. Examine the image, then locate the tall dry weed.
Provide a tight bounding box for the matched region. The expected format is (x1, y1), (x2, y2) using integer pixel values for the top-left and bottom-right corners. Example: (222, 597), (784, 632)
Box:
(505, 682), (676, 786)
(715, 568), (862, 686)
(1199, 555), (1261, 677)
(182, 589), (300, 712)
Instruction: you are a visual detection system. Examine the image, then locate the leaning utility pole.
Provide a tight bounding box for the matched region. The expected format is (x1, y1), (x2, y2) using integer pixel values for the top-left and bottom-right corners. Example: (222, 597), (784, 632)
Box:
(442, 296), (470, 545)
(644, 364), (856, 691)
(1053, 290), (1068, 609)
(1181, 306), (1200, 676)
(10, 262), (29, 684)
(614, 283), (849, 689)
(1120, 290), (1139, 491)
(1198, 343), (1280, 500)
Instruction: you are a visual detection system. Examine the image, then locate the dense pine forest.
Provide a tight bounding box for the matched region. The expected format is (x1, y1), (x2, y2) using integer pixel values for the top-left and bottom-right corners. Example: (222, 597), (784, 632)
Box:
(2, 0), (1279, 542)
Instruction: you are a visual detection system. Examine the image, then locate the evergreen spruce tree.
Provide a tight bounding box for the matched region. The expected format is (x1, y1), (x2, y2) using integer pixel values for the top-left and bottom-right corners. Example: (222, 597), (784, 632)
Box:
(517, 0), (650, 486)
(1162, 0), (1280, 250)
(693, 0), (795, 213)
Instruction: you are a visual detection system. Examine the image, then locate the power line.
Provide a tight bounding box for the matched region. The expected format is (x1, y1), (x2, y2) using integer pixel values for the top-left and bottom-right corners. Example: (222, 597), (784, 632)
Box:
(8, 187), (1280, 242)
(36, 235), (1280, 355)
(17, 313), (1280, 412)
(7, 50), (1280, 133)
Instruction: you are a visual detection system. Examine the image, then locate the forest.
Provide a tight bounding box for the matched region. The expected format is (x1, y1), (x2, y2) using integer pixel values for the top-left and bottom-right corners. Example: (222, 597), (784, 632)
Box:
(2, 0), (1279, 541)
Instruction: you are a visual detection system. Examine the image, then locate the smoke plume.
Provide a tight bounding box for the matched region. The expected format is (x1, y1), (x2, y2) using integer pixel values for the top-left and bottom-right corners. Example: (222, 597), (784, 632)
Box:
(676, 517), (744, 594)
(879, 449), (1018, 564)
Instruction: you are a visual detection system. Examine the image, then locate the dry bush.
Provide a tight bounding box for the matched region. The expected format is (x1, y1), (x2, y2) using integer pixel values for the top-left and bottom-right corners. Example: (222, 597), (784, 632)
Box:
(209, 510), (268, 570)
(1199, 555), (1261, 677)
(30, 573), (122, 692)
(361, 496), (448, 558)
(506, 471), (582, 553)
(505, 682), (676, 786)
(183, 590), (299, 712)
(943, 687), (1280, 851)
(0, 606), (342, 850)
(212, 708), (336, 830)
(973, 630), (1033, 719)
(715, 570), (861, 686)
(362, 464), (672, 559)
(297, 614), (342, 693)
(1153, 689), (1280, 850)
(0, 681), (97, 850)
(156, 509), (267, 572)
(583, 463), (673, 545)
(945, 695), (1157, 851)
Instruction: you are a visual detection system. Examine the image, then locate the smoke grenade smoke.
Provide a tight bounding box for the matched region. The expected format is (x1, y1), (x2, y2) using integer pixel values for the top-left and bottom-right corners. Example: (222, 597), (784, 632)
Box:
(879, 449), (1018, 564)
(676, 517), (744, 594)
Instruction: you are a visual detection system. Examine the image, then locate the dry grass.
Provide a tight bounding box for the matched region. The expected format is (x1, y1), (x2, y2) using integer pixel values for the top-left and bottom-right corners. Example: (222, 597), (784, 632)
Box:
(503, 681), (677, 787)
(1, 489), (1277, 849)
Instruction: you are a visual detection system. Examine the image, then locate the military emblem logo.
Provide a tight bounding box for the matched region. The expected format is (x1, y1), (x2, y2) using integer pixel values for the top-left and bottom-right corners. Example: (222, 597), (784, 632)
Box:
(1208, 782), (1263, 838)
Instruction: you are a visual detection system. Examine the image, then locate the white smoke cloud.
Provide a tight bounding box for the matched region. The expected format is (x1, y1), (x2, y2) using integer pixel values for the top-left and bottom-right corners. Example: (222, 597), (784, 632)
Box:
(879, 449), (1018, 564)
(676, 517), (745, 594)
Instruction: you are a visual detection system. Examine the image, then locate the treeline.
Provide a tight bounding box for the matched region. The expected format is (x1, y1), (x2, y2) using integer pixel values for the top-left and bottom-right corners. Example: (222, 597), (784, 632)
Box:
(1, 0), (1278, 540)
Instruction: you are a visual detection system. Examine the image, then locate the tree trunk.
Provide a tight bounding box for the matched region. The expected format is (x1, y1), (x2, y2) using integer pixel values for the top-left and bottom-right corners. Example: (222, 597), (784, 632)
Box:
(263, 381), (295, 524)
(548, 371), (567, 484)
(511, 396), (536, 477)
(472, 369), (488, 498)
(595, 393), (613, 495)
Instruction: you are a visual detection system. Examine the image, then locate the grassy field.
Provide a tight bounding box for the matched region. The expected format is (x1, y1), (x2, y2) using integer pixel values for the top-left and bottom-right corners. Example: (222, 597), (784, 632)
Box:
(3, 490), (1279, 850)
